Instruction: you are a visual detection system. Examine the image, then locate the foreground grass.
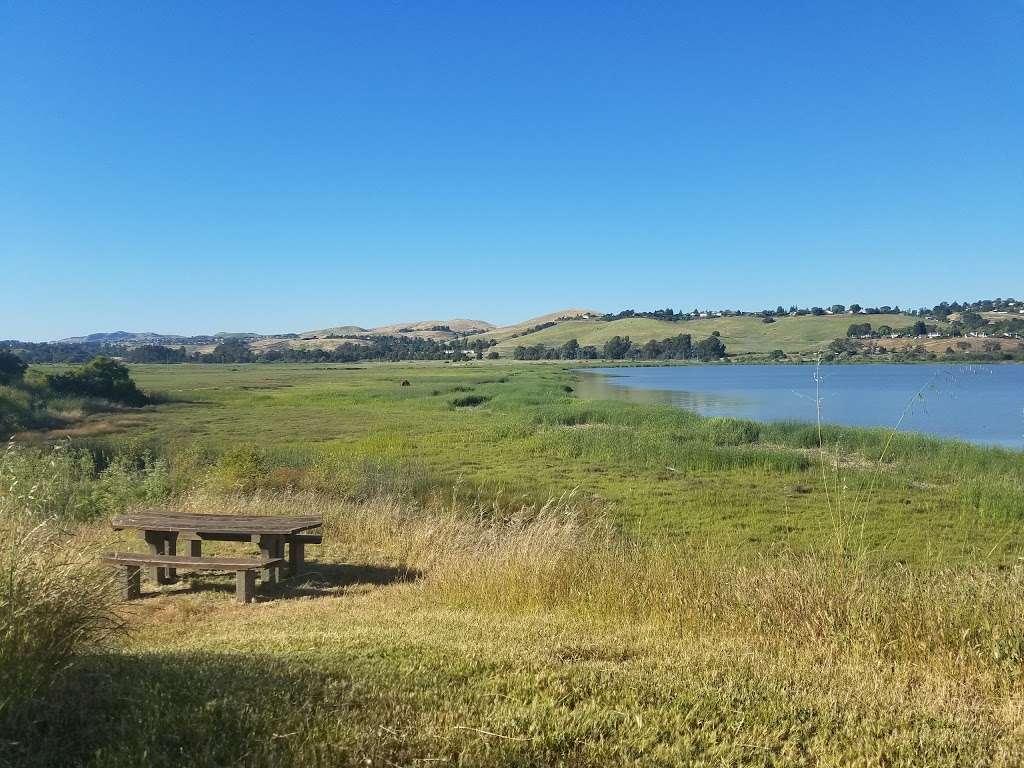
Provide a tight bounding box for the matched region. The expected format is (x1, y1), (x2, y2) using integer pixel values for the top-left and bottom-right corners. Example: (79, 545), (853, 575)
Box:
(9, 492), (1024, 767)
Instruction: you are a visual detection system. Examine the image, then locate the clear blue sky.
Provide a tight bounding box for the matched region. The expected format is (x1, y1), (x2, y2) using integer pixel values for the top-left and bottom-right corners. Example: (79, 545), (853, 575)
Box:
(3, 1), (1022, 340)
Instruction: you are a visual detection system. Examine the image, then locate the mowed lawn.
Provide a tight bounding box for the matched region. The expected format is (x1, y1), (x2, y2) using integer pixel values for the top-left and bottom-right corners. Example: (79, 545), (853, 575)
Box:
(483, 313), (914, 355)
(75, 362), (1024, 565)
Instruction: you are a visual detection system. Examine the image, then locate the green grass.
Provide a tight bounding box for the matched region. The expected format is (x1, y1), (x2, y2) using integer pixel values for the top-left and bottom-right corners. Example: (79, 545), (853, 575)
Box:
(482, 313), (915, 355)
(7, 492), (1024, 767)
(6, 362), (1024, 766)
(35, 361), (1024, 566)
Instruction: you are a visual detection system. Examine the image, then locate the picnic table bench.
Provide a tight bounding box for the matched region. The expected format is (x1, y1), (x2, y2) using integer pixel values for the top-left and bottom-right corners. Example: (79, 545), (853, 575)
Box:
(105, 511), (323, 603)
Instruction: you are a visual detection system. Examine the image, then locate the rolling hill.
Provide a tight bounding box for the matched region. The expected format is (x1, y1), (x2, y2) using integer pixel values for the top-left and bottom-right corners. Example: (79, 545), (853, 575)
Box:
(483, 313), (916, 356)
(43, 310), (945, 357)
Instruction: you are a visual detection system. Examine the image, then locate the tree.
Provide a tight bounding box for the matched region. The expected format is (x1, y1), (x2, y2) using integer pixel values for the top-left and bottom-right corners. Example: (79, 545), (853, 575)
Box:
(849, 303), (862, 314)
(0, 350), (28, 384)
(846, 322), (872, 338)
(694, 335), (726, 361)
(127, 344), (187, 363)
(768, 349), (785, 361)
(830, 304), (846, 314)
(203, 338), (254, 363)
(602, 336), (632, 359)
(46, 356), (148, 406)
(959, 311), (986, 330)
(829, 338), (859, 355)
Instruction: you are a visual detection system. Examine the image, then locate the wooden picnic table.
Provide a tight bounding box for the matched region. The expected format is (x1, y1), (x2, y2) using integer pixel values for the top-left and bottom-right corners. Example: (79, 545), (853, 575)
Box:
(111, 511), (323, 586)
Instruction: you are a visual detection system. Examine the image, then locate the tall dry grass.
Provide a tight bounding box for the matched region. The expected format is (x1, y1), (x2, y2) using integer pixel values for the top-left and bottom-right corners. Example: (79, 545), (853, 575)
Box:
(0, 443), (124, 731)
(181, 489), (1024, 678)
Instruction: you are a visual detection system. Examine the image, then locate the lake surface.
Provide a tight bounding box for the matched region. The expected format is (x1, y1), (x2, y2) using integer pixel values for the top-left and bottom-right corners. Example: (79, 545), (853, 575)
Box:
(573, 364), (1024, 449)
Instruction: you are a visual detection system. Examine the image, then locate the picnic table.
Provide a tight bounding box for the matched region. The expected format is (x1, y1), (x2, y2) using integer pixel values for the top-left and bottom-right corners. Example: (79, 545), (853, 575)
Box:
(107, 511), (324, 602)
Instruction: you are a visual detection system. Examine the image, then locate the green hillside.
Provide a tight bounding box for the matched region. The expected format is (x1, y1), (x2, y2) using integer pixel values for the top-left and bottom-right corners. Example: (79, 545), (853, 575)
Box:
(485, 313), (914, 356)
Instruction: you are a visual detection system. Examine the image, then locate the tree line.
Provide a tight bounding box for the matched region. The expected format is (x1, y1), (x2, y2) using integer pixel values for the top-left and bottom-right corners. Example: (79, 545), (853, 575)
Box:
(513, 333), (726, 361)
(125, 335), (499, 364)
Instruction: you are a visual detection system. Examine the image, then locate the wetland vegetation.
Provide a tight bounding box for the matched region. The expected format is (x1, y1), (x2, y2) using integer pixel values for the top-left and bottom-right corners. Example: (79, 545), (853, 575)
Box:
(3, 361), (1024, 765)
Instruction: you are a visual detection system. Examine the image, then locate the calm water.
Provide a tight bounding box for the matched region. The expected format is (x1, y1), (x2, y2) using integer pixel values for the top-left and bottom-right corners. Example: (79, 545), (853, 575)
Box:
(574, 364), (1024, 449)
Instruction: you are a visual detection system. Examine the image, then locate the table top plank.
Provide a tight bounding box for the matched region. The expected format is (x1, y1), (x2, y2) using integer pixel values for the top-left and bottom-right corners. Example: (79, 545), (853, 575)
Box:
(111, 511), (323, 536)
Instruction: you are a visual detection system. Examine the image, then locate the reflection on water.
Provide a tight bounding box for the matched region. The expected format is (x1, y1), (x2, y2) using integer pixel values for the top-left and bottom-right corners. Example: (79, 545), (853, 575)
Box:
(573, 365), (1024, 449)
(574, 373), (750, 414)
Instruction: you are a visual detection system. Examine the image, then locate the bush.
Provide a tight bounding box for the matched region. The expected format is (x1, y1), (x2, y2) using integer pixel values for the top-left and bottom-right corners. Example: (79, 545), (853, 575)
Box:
(0, 350), (28, 384)
(46, 357), (148, 406)
(450, 395), (489, 408)
(0, 441), (171, 522)
(208, 445), (270, 493)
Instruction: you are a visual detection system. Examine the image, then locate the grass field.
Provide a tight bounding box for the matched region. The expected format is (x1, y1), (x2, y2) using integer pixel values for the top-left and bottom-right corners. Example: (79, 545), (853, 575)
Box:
(5, 361), (1024, 766)
(481, 314), (914, 356)
(26, 361), (1024, 564)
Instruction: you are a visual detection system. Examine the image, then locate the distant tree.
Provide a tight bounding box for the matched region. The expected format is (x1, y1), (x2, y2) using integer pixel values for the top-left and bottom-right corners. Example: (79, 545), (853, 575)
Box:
(0, 350), (28, 384)
(912, 320), (928, 336)
(203, 338), (254, 363)
(602, 336), (632, 359)
(830, 304), (846, 314)
(959, 311), (986, 330)
(486, 351), (500, 359)
(828, 338), (859, 355)
(776, 306), (786, 316)
(811, 307), (825, 316)
(46, 357), (148, 406)
(849, 303), (862, 314)
(694, 335), (726, 361)
(846, 322), (872, 338)
(127, 344), (188, 363)
(768, 349), (786, 361)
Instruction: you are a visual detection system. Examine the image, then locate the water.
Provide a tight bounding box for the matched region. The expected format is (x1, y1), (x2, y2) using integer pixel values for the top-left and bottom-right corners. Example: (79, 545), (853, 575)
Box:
(573, 364), (1024, 449)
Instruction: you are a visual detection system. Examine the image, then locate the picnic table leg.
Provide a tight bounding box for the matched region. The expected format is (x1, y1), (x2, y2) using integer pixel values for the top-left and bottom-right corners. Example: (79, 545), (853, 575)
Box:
(165, 532), (178, 582)
(236, 570), (256, 604)
(144, 530), (173, 585)
(258, 535), (281, 584)
(288, 537), (304, 577)
(123, 565), (141, 599)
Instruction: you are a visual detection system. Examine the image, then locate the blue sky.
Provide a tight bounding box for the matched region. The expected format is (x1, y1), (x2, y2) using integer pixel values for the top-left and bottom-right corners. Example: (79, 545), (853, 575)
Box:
(2, 1), (1022, 340)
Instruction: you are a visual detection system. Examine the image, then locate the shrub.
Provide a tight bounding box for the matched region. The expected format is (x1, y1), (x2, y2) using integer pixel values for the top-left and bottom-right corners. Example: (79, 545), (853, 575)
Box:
(0, 441), (171, 522)
(46, 357), (148, 406)
(450, 395), (489, 408)
(0, 350), (28, 385)
(208, 445), (270, 493)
